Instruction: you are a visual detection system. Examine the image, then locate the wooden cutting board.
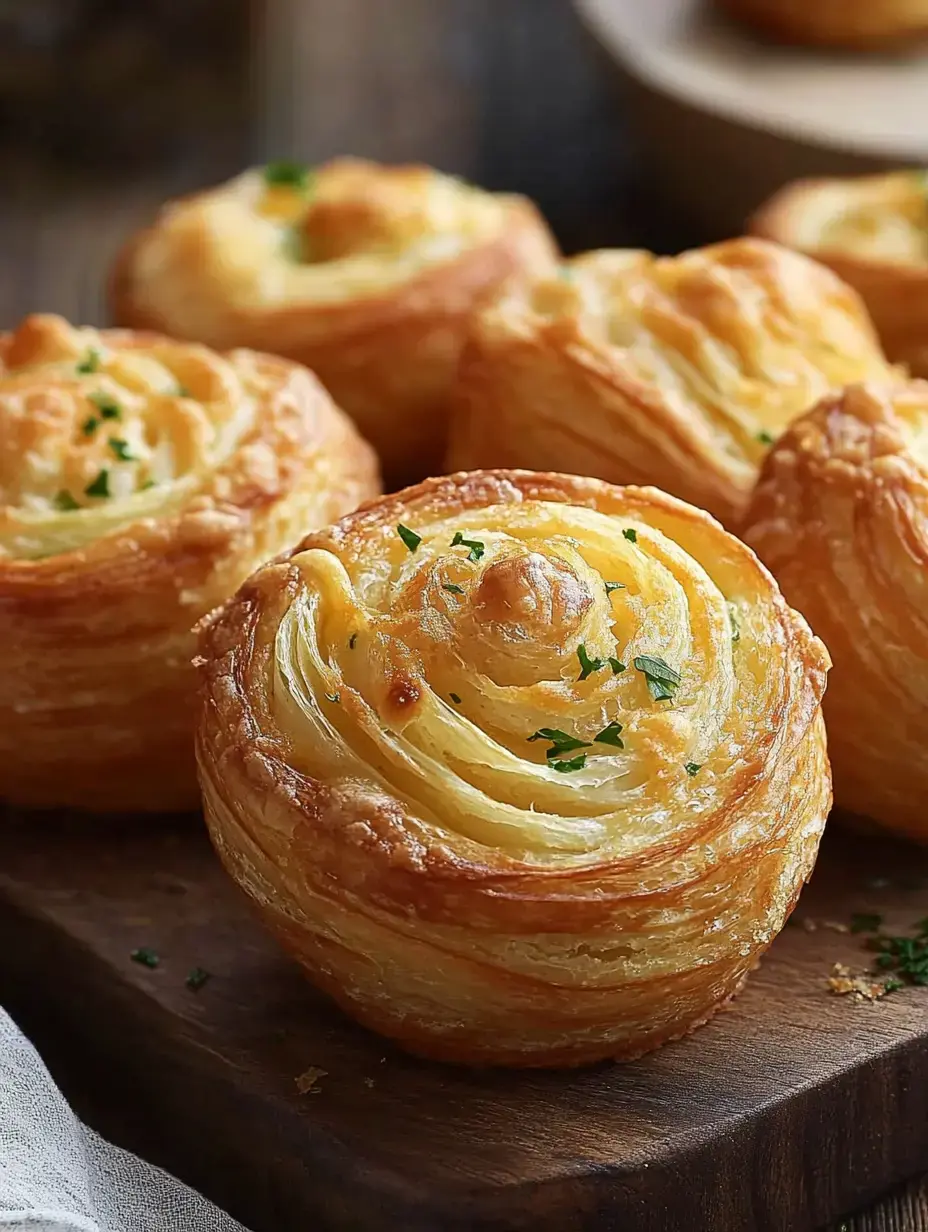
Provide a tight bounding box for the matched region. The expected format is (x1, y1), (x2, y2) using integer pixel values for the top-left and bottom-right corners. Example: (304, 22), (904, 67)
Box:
(0, 811), (926, 1232)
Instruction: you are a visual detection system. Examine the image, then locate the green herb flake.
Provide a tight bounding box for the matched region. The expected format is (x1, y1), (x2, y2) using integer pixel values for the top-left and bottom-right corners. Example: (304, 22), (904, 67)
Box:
(264, 160), (312, 192)
(623, 528), (637, 543)
(528, 727), (591, 759)
(850, 912), (883, 934)
(397, 523), (421, 553)
(53, 490), (80, 512)
(449, 692), (462, 704)
(84, 469), (110, 499)
(88, 392), (122, 420)
(108, 438), (137, 462)
(348, 633), (358, 650)
(685, 762), (702, 777)
(594, 721), (624, 749)
(727, 601), (741, 644)
(324, 691), (340, 704)
(451, 531), (485, 562)
(81, 415), (99, 436)
(577, 643), (606, 681)
(608, 657), (626, 674)
(130, 947), (159, 969)
(633, 654), (681, 702)
(175, 384), (191, 398)
(883, 977), (904, 994)
(550, 753), (587, 773)
(604, 581), (625, 594)
(76, 347), (101, 374)
(141, 479), (157, 490)
(757, 430), (775, 446)
(442, 582), (465, 595)
(185, 966), (211, 992)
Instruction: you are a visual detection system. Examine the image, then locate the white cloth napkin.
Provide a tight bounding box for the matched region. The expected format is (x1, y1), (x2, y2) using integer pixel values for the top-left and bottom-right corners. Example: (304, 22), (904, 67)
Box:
(0, 1009), (248, 1232)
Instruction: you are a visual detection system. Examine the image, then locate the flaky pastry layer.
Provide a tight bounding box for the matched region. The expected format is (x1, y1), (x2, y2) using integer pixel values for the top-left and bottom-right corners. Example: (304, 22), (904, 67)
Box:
(716, 0), (928, 46)
(744, 381), (928, 840)
(196, 469), (831, 1066)
(0, 314), (379, 813)
(110, 158), (558, 484)
(446, 238), (893, 527)
(752, 172), (928, 377)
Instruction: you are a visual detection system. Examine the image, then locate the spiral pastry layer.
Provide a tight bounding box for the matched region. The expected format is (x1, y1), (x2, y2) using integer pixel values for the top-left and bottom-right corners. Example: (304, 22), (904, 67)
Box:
(744, 381), (928, 840)
(0, 313), (379, 812)
(196, 469), (830, 1066)
(447, 237), (895, 526)
(110, 158), (558, 484)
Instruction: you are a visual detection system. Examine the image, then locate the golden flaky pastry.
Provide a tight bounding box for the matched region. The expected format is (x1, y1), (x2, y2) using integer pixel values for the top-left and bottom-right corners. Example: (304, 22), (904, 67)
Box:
(446, 239), (894, 527)
(196, 469), (831, 1067)
(752, 172), (928, 377)
(0, 314), (378, 813)
(715, 0), (928, 47)
(110, 158), (558, 485)
(743, 381), (928, 841)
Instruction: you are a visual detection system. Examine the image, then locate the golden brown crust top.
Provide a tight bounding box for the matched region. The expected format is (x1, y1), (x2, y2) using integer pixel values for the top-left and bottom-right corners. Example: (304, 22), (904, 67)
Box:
(716, 0), (928, 48)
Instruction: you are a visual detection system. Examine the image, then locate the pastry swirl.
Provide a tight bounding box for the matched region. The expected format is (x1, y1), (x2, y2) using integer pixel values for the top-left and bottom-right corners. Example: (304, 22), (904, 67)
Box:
(0, 313), (379, 813)
(196, 469), (831, 1066)
(446, 238), (894, 526)
(110, 158), (558, 484)
(743, 381), (928, 840)
(752, 172), (928, 377)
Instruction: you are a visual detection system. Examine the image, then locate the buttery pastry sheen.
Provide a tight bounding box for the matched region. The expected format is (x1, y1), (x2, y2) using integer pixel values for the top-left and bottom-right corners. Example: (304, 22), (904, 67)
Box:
(743, 381), (928, 841)
(752, 172), (928, 377)
(110, 158), (558, 484)
(446, 238), (894, 526)
(196, 469), (831, 1066)
(716, 0), (928, 47)
(0, 313), (378, 813)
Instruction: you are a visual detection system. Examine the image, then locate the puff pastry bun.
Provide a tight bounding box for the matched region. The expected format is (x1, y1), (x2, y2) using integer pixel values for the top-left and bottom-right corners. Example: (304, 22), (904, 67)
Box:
(110, 158), (558, 486)
(196, 469), (830, 1066)
(447, 239), (894, 527)
(744, 381), (928, 841)
(752, 172), (928, 378)
(0, 313), (378, 813)
(715, 0), (928, 47)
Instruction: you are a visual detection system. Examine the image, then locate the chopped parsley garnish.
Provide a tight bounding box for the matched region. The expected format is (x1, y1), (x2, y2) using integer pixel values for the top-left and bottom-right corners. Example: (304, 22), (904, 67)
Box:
(396, 524), (421, 552)
(81, 416), (99, 436)
(594, 721), (624, 749)
(605, 581), (625, 594)
(89, 392), (121, 420)
(76, 348), (101, 374)
(550, 753), (586, 773)
(685, 762), (702, 777)
(449, 692), (462, 704)
(451, 531), (485, 562)
(850, 912), (883, 934)
(324, 691), (340, 704)
(130, 947), (159, 969)
(577, 644), (625, 680)
(633, 654), (681, 701)
(108, 438), (137, 462)
(175, 384), (191, 398)
(442, 582), (465, 595)
(141, 479), (157, 490)
(84, 469), (110, 499)
(623, 528), (637, 543)
(53, 490), (80, 511)
(185, 966), (211, 991)
(727, 601), (741, 643)
(757, 430), (775, 445)
(528, 727), (590, 759)
(348, 633), (357, 650)
(264, 160), (312, 192)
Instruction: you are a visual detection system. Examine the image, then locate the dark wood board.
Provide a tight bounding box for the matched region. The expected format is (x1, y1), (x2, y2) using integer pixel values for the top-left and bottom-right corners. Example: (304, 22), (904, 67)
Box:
(0, 813), (927, 1232)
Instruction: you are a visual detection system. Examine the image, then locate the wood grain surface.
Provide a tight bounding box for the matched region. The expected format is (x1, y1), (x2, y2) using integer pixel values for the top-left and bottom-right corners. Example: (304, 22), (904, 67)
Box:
(0, 2), (924, 1226)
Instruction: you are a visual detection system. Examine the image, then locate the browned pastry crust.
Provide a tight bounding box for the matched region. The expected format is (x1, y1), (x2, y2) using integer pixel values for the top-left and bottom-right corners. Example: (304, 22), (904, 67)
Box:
(109, 159), (558, 486)
(743, 381), (928, 841)
(716, 0), (928, 47)
(0, 314), (379, 813)
(752, 172), (928, 378)
(196, 469), (831, 1066)
(446, 238), (894, 527)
